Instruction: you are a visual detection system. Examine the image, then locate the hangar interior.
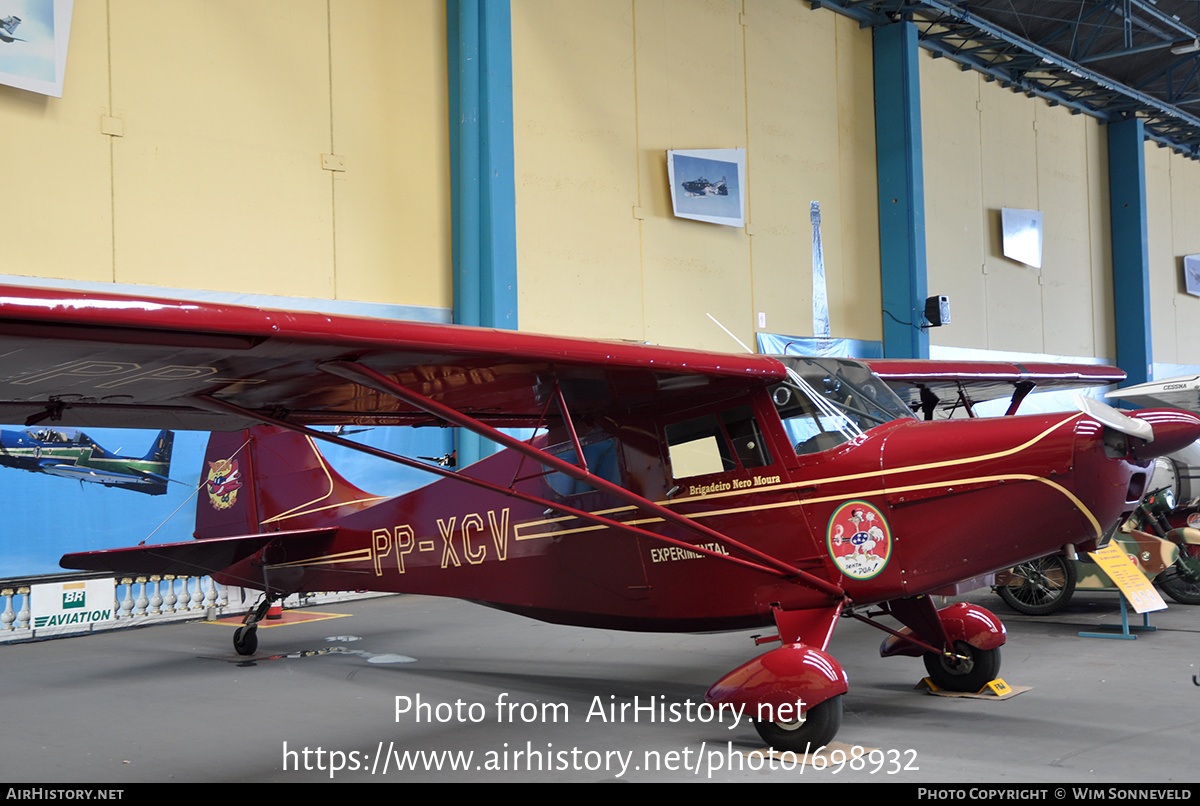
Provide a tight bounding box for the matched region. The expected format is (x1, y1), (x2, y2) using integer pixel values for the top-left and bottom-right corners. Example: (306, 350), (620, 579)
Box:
(4, 0), (1200, 574)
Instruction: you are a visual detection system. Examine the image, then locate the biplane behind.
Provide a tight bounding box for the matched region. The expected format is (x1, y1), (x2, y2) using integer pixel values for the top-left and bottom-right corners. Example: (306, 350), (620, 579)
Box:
(0, 284), (1194, 751)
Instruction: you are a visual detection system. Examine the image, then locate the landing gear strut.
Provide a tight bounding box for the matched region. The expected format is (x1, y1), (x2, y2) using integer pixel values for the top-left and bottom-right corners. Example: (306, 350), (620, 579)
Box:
(233, 596), (279, 656)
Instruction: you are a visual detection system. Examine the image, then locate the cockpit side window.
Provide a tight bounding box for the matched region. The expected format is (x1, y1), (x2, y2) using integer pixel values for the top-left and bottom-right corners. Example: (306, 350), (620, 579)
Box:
(721, 406), (772, 469)
(664, 405), (771, 480)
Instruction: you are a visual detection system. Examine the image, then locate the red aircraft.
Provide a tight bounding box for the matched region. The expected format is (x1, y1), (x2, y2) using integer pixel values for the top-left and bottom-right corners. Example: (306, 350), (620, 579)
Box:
(0, 283), (1196, 752)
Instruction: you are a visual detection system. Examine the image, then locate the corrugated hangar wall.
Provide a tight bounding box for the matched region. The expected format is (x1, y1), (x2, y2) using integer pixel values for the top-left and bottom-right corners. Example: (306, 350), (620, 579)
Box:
(1, 0), (1199, 368)
(511, 0), (880, 352)
(919, 52), (1115, 360)
(0, 0), (453, 310)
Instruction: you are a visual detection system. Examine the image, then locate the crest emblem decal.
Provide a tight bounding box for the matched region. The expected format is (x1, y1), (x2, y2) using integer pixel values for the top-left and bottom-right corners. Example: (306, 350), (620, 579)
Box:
(827, 500), (891, 580)
(205, 457), (242, 510)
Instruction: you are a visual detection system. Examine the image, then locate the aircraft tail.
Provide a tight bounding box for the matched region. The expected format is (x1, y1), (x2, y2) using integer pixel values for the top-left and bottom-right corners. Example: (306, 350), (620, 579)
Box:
(194, 425), (383, 539)
(142, 429), (174, 463)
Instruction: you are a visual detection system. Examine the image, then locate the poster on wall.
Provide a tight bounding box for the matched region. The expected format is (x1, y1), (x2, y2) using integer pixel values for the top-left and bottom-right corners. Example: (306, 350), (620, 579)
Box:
(1000, 207), (1044, 269)
(0, 0), (72, 98)
(667, 148), (746, 227)
(1184, 255), (1200, 297)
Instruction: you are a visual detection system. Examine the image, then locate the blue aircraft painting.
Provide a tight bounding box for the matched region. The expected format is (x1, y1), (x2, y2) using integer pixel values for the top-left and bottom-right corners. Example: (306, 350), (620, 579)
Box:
(0, 428), (174, 495)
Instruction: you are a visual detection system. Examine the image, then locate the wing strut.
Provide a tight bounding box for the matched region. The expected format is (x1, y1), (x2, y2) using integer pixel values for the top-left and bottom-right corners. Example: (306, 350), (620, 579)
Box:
(194, 375), (844, 600)
(192, 394), (834, 588)
(1004, 381), (1037, 416)
(315, 361), (844, 597)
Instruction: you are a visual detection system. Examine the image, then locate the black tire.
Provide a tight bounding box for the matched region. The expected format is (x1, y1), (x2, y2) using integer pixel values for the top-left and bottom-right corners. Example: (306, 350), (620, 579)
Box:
(1159, 545), (1200, 605)
(997, 555), (1076, 615)
(752, 695), (842, 753)
(233, 625), (258, 656)
(923, 641), (1001, 693)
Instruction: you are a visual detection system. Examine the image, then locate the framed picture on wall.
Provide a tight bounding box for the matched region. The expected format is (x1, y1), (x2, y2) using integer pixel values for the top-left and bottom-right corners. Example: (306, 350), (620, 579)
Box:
(0, 0), (73, 98)
(1185, 255), (1200, 297)
(667, 148), (746, 228)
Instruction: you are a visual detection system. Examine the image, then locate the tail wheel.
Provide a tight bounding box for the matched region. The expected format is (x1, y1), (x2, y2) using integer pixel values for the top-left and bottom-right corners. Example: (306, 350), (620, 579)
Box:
(233, 625), (258, 656)
(1159, 545), (1200, 605)
(752, 695), (842, 753)
(997, 554), (1076, 615)
(923, 641), (1001, 693)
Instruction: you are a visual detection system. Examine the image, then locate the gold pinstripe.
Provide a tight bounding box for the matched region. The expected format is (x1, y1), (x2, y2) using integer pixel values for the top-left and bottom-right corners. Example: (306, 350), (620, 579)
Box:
(266, 547), (373, 570)
(514, 413), (1101, 539)
(262, 413), (1104, 569)
(259, 435), (387, 525)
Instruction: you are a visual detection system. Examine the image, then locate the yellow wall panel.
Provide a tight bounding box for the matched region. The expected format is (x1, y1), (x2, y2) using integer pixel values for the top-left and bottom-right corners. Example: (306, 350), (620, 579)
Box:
(1168, 155), (1200, 363)
(1086, 123), (1114, 360)
(1145, 145), (1176, 364)
(512, 0), (643, 339)
(744, 1), (838, 342)
(833, 14), (881, 341)
(979, 84), (1044, 353)
(0, 1), (451, 310)
(635, 0), (750, 350)
(1035, 105), (1098, 357)
(921, 56), (987, 349)
(329, 0), (451, 309)
(108, 0), (335, 298)
(0, 0), (113, 283)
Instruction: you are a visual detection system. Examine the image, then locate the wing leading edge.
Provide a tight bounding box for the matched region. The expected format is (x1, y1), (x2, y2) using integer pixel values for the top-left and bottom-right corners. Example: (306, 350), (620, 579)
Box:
(0, 285), (787, 432)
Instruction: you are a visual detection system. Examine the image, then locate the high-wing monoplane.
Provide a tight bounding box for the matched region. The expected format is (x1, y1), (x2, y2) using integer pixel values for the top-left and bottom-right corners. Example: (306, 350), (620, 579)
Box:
(681, 176), (727, 197)
(0, 427), (173, 494)
(1, 284), (1196, 752)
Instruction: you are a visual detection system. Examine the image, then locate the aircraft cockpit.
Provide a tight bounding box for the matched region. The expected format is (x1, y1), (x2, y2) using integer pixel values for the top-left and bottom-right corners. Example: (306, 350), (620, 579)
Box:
(769, 356), (915, 455)
(28, 428), (73, 444)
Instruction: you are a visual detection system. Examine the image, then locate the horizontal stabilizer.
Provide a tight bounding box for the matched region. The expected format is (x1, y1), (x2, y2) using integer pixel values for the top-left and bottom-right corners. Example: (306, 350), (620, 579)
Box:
(60, 528), (338, 578)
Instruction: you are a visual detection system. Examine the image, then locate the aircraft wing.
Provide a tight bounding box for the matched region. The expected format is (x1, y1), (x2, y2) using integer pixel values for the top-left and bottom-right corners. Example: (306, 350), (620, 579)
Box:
(37, 462), (142, 483)
(0, 285), (787, 432)
(35, 461), (167, 487)
(865, 359), (1126, 417)
(1105, 376), (1200, 413)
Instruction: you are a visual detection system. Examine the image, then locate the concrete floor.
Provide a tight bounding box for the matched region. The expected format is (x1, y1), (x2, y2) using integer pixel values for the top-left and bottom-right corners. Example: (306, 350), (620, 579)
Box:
(4, 588), (1199, 783)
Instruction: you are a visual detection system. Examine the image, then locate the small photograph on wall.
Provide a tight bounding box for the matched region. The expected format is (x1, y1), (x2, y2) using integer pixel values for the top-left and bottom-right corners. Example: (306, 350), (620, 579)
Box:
(1185, 255), (1200, 297)
(668, 148), (746, 227)
(0, 0), (73, 98)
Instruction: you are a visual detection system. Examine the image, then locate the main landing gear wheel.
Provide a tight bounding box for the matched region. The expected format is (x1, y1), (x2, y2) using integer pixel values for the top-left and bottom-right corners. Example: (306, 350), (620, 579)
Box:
(923, 641), (1001, 693)
(1159, 545), (1200, 605)
(997, 554), (1076, 615)
(752, 695), (842, 753)
(233, 625), (258, 656)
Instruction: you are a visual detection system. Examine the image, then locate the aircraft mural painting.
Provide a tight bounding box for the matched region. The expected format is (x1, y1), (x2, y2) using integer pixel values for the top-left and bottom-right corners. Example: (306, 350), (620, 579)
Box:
(0, 427), (173, 495)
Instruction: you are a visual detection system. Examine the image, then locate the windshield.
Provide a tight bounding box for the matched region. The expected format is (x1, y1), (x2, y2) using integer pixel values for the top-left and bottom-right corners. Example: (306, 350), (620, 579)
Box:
(770, 356), (915, 455)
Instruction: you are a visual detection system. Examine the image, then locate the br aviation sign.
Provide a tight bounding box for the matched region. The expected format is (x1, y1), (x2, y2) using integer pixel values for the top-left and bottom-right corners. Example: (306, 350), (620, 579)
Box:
(31, 579), (114, 630)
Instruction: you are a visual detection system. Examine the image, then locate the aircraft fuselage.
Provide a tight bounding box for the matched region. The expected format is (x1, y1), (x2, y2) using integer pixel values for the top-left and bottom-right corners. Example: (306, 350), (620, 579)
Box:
(208, 383), (1183, 634)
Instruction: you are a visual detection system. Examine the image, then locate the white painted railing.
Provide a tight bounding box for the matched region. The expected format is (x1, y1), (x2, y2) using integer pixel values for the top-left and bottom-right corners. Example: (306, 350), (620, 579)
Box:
(0, 573), (376, 642)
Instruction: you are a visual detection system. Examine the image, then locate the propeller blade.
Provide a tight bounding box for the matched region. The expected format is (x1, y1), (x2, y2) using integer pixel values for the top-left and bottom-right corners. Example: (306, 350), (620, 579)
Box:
(1075, 394), (1154, 442)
